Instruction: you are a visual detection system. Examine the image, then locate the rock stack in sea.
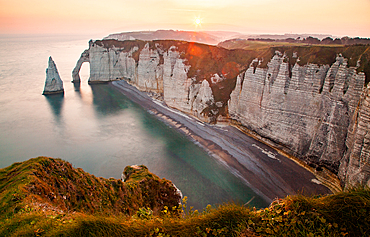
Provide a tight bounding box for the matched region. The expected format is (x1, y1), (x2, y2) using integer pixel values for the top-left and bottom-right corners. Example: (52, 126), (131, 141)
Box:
(43, 56), (64, 95)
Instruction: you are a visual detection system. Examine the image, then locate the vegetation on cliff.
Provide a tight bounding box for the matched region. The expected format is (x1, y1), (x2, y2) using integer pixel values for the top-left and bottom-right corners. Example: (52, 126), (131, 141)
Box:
(0, 157), (180, 219)
(220, 37), (370, 48)
(0, 157), (369, 236)
(219, 39), (370, 84)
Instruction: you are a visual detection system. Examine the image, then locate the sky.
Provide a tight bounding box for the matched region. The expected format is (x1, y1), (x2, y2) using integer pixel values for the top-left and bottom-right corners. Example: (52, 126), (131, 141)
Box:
(0, 0), (369, 38)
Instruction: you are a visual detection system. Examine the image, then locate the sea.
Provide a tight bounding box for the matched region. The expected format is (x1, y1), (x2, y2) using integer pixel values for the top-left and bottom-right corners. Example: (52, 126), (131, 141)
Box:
(0, 35), (268, 210)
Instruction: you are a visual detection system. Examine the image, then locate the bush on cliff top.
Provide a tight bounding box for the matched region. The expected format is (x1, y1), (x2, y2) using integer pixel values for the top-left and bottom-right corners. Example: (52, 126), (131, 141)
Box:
(0, 157), (369, 236)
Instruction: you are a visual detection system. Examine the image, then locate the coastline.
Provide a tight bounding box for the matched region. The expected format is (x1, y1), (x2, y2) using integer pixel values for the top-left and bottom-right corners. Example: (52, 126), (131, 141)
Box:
(230, 120), (343, 194)
(111, 80), (333, 203)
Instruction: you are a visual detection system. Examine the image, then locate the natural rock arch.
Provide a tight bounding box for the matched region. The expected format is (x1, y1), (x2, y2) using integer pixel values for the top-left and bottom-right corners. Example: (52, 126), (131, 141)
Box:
(72, 49), (90, 83)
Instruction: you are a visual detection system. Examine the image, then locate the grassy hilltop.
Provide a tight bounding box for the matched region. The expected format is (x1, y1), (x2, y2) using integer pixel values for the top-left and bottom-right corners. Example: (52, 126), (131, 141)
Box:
(0, 157), (369, 236)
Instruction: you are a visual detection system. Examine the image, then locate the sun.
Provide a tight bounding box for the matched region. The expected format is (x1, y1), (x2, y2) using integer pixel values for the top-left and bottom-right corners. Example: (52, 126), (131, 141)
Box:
(194, 17), (202, 27)
(195, 18), (201, 26)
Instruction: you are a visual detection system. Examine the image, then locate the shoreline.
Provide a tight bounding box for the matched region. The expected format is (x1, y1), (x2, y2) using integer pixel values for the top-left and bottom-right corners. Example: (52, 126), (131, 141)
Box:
(230, 120), (343, 194)
(111, 80), (334, 203)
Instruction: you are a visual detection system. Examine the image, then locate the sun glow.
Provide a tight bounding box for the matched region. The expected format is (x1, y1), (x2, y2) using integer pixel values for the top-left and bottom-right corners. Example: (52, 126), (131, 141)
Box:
(195, 18), (201, 25)
(194, 17), (202, 29)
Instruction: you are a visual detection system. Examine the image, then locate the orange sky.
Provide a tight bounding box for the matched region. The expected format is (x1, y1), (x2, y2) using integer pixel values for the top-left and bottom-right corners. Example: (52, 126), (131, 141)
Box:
(0, 0), (369, 38)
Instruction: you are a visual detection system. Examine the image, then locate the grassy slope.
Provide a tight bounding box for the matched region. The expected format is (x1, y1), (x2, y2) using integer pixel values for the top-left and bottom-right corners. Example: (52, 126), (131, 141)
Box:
(0, 157), (369, 236)
(0, 157), (181, 236)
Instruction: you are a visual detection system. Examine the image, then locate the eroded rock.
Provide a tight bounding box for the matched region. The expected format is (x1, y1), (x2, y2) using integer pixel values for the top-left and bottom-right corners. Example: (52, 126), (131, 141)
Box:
(43, 56), (64, 95)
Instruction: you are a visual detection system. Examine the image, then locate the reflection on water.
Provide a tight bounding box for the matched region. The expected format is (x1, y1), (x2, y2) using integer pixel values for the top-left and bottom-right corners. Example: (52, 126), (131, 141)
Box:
(73, 81), (81, 92)
(90, 84), (130, 116)
(73, 81), (93, 105)
(44, 93), (64, 123)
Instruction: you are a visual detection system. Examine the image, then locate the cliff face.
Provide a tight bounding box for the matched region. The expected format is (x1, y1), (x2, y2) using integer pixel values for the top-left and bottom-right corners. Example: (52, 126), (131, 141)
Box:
(339, 84), (370, 187)
(73, 39), (248, 122)
(73, 39), (370, 187)
(136, 43), (163, 91)
(87, 40), (138, 83)
(228, 53), (365, 176)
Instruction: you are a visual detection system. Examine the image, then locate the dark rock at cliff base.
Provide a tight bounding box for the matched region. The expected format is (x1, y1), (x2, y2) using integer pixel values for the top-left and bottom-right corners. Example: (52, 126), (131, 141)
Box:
(43, 56), (64, 95)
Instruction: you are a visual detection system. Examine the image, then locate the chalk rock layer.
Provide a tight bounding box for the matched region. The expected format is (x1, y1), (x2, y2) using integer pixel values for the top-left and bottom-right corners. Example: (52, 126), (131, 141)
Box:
(43, 56), (64, 95)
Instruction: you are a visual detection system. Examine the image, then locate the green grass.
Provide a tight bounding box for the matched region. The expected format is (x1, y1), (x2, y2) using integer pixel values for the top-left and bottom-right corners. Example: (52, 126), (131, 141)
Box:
(0, 157), (369, 236)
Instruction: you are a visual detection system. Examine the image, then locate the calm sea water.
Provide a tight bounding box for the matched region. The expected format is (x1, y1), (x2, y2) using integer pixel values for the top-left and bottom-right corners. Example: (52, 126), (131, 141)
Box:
(0, 35), (268, 209)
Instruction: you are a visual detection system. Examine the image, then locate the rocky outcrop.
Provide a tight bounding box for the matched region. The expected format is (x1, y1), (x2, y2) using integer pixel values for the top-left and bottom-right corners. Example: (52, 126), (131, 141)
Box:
(43, 56), (64, 95)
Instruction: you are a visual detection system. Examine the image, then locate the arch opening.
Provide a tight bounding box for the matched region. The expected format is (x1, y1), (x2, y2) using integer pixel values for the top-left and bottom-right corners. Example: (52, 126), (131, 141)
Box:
(72, 49), (90, 83)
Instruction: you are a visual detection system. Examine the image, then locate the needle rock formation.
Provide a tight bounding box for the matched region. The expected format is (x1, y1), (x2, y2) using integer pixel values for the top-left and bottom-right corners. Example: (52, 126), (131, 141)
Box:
(43, 56), (64, 95)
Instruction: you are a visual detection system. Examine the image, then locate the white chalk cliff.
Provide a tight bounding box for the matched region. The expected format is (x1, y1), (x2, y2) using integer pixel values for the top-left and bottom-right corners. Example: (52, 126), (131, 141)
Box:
(73, 39), (370, 187)
(72, 40), (219, 122)
(228, 52), (368, 186)
(340, 84), (370, 187)
(136, 43), (163, 91)
(43, 56), (64, 95)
